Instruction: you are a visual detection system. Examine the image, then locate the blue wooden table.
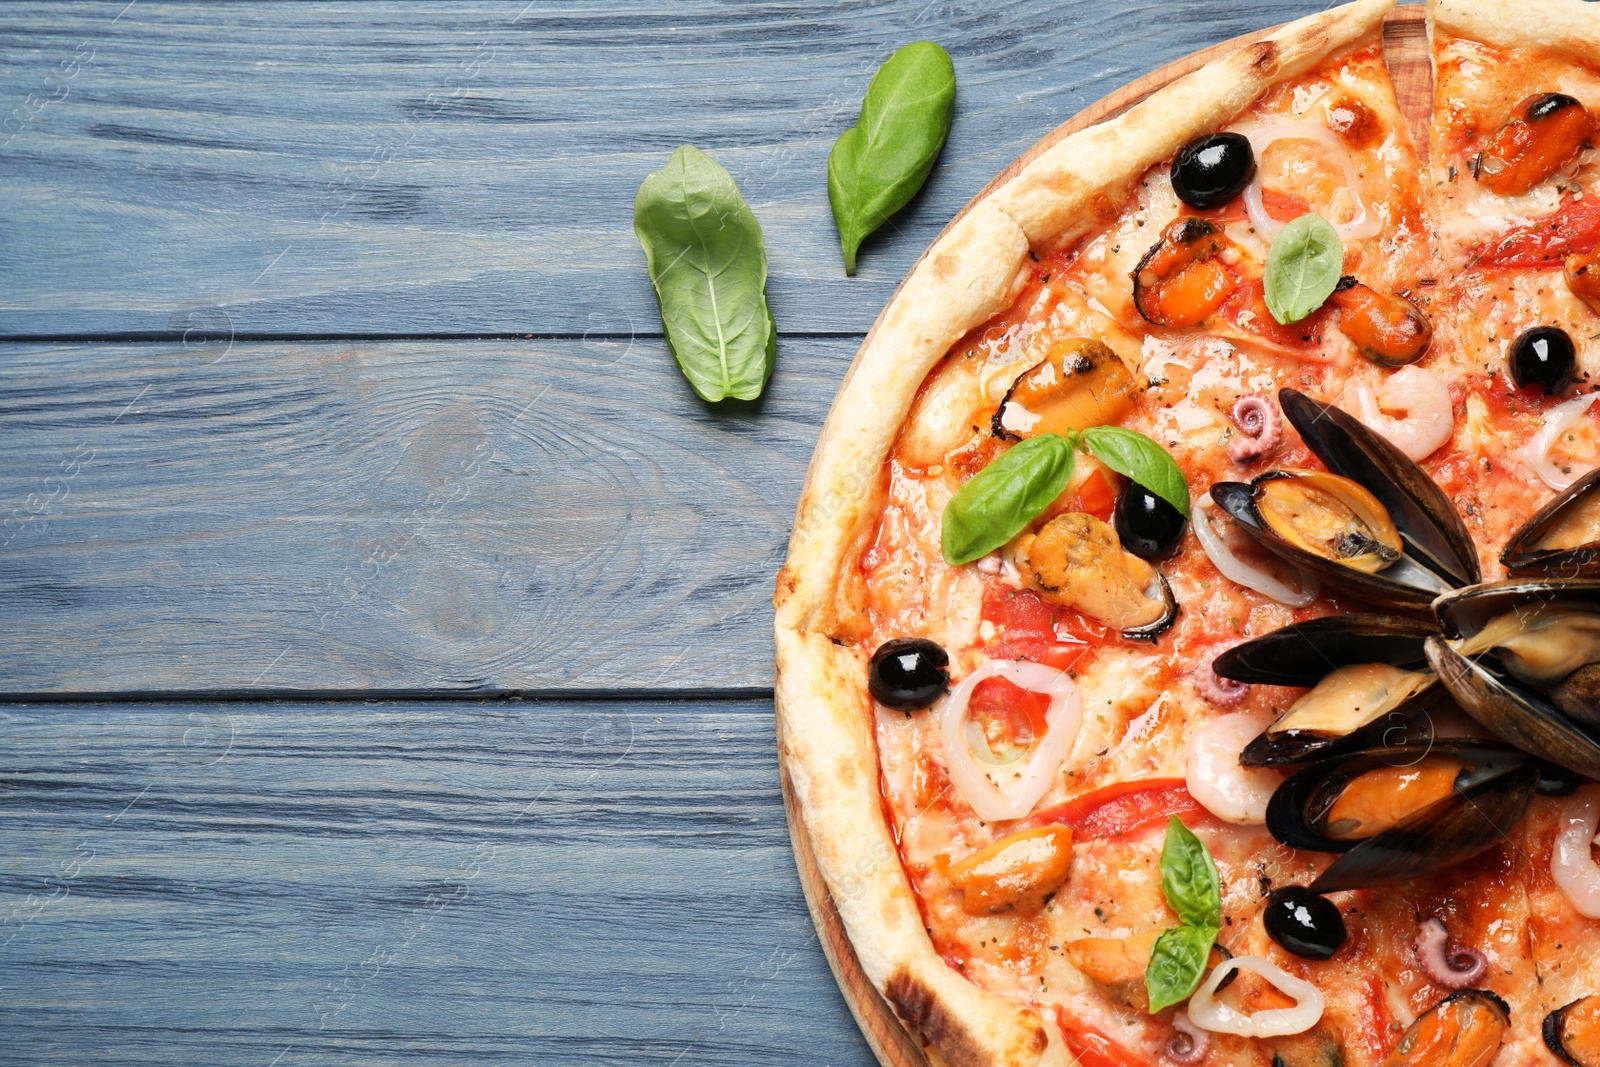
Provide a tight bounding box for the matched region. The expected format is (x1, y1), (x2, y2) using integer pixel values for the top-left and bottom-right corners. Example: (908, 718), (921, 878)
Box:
(0, 3), (1334, 1062)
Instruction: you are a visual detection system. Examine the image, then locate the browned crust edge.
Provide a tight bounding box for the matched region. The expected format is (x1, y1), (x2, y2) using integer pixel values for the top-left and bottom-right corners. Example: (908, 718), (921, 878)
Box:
(1432, 0), (1600, 63)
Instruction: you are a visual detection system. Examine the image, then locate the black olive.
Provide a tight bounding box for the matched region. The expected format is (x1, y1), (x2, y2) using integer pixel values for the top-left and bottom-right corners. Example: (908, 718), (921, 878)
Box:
(1509, 326), (1576, 394)
(1170, 132), (1256, 211)
(868, 638), (949, 710)
(1114, 482), (1187, 560)
(1264, 886), (1346, 961)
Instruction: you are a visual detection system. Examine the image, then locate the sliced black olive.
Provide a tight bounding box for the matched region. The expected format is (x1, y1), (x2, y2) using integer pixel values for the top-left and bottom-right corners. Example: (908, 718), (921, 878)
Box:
(868, 638), (949, 710)
(1263, 885), (1346, 960)
(1170, 132), (1256, 211)
(1113, 482), (1187, 560)
(1509, 326), (1576, 394)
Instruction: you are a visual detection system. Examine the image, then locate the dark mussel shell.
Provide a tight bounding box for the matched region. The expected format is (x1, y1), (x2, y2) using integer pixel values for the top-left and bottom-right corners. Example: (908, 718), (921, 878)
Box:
(1435, 579), (1600, 730)
(1209, 477), (1444, 611)
(1503, 466), (1600, 578)
(1280, 389), (1481, 588)
(1545, 993), (1600, 1067)
(1213, 614), (1434, 685)
(1426, 634), (1600, 781)
(1264, 741), (1537, 893)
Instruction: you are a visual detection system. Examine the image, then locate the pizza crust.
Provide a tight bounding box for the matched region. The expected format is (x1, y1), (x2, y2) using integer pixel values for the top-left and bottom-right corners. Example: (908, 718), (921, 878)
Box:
(991, 0), (1393, 250)
(774, 3), (1395, 1064)
(1432, 0), (1600, 62)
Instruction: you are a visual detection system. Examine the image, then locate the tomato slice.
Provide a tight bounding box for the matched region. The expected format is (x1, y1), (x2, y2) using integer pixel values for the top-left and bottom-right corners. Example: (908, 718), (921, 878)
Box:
(1068, 468), (1116, 523)
(1057, 1018), (1156, 1067)
(983, 586), (1055, 638)
(979, 586), (1109, 672)
(968, 676), (1051, 750)
(1472, 195), (1600, 269)
(1033, 778), (1206, 839)
(1194, 187), (1314, 226)
(1216, 277), (1332, 350)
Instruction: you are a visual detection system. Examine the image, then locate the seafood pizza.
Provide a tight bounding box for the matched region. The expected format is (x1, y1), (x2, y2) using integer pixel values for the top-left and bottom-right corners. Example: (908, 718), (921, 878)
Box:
(774, 1), (1600, 1066)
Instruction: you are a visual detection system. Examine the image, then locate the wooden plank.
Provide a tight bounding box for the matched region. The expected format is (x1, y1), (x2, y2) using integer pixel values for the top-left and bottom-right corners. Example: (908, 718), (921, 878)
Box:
(0, 337), (851, 696)
(0, 0), (1335, 338)
(0, 699), (870, 1065)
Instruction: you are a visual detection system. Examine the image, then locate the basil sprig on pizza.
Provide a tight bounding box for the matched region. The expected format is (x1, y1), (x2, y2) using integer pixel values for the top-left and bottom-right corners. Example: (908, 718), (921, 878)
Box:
(776, 2), (1600, 1066)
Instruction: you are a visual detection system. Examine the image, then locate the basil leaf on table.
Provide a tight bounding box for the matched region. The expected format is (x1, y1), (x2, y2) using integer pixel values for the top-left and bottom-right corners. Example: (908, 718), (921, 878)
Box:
(1263, 212), (1343, 325)
(940, 434), (1075, 566)
(829, 41), (956, 275)
(634, 145), (776, 402)
(1145, 923), (1219, 1013)
(1079, 426), (1190, 517)
(1159, 816), (1221, 930)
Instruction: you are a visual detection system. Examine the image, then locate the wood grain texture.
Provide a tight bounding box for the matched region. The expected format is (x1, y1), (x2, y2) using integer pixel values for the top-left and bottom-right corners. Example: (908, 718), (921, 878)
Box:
(0, 699), (872, 1066)
(0, 336), (856, 696)
(0, 0), (1341, 338)
(784, 11), (1432, 1066)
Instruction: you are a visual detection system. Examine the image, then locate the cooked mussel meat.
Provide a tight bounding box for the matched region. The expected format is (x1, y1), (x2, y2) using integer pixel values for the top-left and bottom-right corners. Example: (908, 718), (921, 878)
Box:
(1382, 990), (1509, 1067)
(1016, 512), (1177, 640)
(1132, 217), (1239, 328)
(1266, 742), (1537, 892)
(1546, 994), (1600, 1067)
(1475, 92), (1595, 197)
(1331, 276), (1432, 367)
(1503, 465), (1600, 577)
(992, 337), (1138, 441)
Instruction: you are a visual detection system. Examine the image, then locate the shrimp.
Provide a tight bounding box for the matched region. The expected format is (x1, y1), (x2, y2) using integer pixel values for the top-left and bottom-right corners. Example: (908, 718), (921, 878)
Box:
(1341, 365), (1454, 461)
(1184, 710), (1283, 824)
(1553, 786), (1600, 918)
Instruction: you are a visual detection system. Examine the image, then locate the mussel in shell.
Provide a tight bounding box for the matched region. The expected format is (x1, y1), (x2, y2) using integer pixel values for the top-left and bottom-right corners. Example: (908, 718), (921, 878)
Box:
(1502, 466), (1600, 578)
(1382, 990), (1509, 1067)
(1282, 389), (1480, 588)
(1546, 994), (1600, 1067)
(1265, 741), (1537, 892)
(1214, 614), (1440, 766)
(1015, 512), (1178, 640)
(1211, 390), (1478, 610)
(1431, 580), (1600, 779)
(1211, 470), (1442, 610)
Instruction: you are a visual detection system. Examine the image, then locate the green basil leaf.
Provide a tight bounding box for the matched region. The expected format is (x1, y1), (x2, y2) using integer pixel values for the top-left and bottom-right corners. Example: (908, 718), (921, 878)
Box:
(1160, 816), (1221, 930)
(829, 42), (956, 276)
(940, 434), (1075, 565)
(634, 145), (775, 402)
(1263, 212), (1343, 325)
(1079, 426), (1190, 517)
(1145, 923), (1220, 1013)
